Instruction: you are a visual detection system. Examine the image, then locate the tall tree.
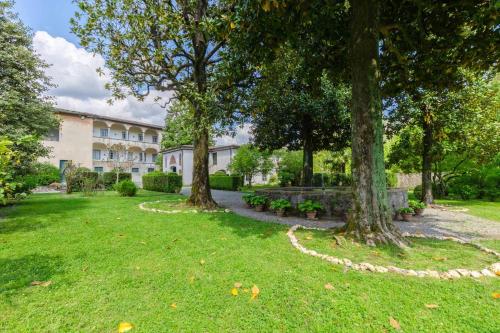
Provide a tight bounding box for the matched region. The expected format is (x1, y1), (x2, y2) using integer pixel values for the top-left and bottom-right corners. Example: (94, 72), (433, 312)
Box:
(72, 0), (236, 208)
(162, 100), (194, 150)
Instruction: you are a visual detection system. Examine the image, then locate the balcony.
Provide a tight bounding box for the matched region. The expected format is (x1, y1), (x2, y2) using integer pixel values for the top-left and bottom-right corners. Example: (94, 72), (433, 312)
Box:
(93, 136), (159, 150)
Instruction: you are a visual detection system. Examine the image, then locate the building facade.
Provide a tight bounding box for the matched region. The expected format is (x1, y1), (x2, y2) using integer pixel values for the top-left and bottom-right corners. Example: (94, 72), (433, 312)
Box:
(41, 109), (163, 184)
(162, 145), (271, 186)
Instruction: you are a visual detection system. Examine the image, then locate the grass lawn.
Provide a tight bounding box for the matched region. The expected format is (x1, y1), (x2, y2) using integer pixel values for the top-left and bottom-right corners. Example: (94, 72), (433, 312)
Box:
(434, 199), (500, 222)
(1, 191), (499, 332)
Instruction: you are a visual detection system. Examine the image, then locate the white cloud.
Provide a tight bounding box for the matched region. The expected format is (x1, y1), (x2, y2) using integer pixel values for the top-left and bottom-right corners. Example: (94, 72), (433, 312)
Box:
(215, 124), (251, 146)
(33, 31), (169, 126)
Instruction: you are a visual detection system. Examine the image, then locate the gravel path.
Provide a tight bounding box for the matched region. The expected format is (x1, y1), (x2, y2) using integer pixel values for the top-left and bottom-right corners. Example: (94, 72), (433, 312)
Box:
(180, 188), (500, 240)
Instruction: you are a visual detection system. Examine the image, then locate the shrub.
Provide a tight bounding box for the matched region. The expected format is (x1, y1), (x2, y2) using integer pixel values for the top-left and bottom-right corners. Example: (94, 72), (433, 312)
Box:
(398, 207), (414, 214)
(409, 200), (425, 210)
(331, 173), (352, 186)
(103, 172), (132, 189)
(209, 175), (243, 191)
(115, 180), (137, 197)
(242, 193), (256, 206)
(298, 200), (323, 213)
(270, 198), (291, 210)
(312, 173), (331, 187)
(32, 162), (60, 186)
(214, 170), (227, 175)
(142, 171), (182, 193)
(385, 170), (398, 188)
(250, 195), (267, 206)
(413, 185), (422, 200)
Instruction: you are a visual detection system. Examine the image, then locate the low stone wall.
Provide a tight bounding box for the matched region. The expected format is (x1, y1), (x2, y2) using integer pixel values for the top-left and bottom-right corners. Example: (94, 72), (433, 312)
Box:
(255, 187), (408, 218)
(396, 173), (422, 188)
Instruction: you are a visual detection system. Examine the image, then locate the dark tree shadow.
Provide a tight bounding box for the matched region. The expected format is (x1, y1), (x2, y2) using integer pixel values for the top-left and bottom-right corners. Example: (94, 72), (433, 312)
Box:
(207, 212), (285, 239)
(0, 254), (64, 297)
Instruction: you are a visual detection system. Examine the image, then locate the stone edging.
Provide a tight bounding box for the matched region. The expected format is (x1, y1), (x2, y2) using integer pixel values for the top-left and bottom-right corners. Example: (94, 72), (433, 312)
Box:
(139, 200), (231, 214)
(287, 225), (500, 279)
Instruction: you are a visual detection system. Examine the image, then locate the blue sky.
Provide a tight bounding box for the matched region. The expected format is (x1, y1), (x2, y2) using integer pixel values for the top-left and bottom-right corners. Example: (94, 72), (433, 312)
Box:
(14, 0), (79, 45)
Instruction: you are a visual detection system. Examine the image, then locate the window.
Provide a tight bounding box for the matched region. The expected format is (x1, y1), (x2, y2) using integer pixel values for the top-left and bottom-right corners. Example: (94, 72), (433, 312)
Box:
(148, 168), (155, 173)
(139, 152), (145, 162)
(92, 149), (101, 160)
(131, 167), (139, 173)
(109, 150), (115, 160)
(100, 128), (109, 137)
(45, 127), (59, 141)
(212, 152), (217, 165)
(152, 135), (158, 143)
(138, 133), (144, 141)
(152, 154), (157, 162)
(94, 167), (103, 173)
(127, 152), (134, 161)
(122, 131), (127, 139)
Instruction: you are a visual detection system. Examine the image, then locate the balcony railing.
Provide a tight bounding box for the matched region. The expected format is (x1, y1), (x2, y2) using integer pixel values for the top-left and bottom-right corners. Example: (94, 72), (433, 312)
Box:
(93, 136), (159, 148)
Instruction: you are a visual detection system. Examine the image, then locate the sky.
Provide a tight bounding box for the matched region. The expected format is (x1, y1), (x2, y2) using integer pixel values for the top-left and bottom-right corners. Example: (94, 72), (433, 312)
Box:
(13, 0), (248, 145)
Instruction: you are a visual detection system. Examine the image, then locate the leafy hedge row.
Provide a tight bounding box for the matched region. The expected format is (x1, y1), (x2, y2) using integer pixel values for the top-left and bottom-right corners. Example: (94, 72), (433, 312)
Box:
(103, 172), (132, 189)
(142, 171), (182, 193)
(209, 175), (243, 191)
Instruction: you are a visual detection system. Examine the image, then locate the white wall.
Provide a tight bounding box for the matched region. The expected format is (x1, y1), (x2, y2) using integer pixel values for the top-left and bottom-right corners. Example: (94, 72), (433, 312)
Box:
(163, 149), (193, 186)
(208, 148), (234, 174)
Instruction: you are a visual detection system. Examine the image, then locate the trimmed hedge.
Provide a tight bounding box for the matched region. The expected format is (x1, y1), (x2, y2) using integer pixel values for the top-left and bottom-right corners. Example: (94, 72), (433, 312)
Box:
(209, 175), (243, 191)
(115, 180), (137, 197)
(142, 171), (182, 193)
(103, 172), (132, 189)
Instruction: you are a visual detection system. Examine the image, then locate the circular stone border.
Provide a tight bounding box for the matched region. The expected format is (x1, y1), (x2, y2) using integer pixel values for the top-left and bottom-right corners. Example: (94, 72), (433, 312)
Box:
(139, 200), (231, 214)
(287, 225), (500, 279)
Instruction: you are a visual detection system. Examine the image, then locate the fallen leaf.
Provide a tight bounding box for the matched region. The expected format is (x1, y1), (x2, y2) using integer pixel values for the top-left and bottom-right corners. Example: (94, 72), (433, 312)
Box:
(389, 317), (401, 330)
(425, 304), (439, 309)
(199, 259), (205, 265)
(170, 303), (177, 309)
(305, 235), (313, 240)
(189, 275), (195, 283)
(30, 280), (52, 287)
(234, 282), (242, 288)
(495, 271), (500, 277)
(231, 288), (239, 296)
(492, 292), (500, 299)
(324, 283), (334, 290)
(243, 288), (249, 293)
(230, 22), (236, 29)
(251, 285), (260, 299)
(432, 257), (448, 261)
(118, 322), (133, 332)
(139, 241), (146, 245)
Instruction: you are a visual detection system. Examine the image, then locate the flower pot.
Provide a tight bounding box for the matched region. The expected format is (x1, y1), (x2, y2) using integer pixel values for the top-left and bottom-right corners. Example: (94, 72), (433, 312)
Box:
(276, 208), (286, 217)
(402, 213), (413, 222)
(306, 211), (318, 219)
(414, 208), (424, 216)
(255, 204), (265, 212)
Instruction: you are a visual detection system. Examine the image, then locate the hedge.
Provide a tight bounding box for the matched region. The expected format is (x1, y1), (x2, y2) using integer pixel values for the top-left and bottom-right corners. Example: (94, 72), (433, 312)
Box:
(142, 171), (182, 193)
(209, 175), (243, 191)
(103, 172), (132, 189)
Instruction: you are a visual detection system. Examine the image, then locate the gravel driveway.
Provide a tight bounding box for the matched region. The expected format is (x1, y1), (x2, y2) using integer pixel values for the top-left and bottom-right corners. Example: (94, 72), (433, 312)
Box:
(180, 188), (500, 240)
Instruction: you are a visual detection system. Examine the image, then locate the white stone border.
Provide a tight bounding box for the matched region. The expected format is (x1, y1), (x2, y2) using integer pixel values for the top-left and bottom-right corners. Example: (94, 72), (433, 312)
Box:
(139, 200), (231, 214)
(287, 225), (500, 279)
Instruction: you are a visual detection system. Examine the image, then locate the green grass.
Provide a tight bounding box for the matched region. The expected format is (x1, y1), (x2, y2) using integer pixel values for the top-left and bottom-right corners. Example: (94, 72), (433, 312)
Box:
(1, 191), (499, 332)
(435, 199), (500, 222)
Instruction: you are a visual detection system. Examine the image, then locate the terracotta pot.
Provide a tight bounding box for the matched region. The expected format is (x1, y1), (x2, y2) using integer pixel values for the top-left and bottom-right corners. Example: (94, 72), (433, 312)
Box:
(306, 211), (318, 219)
(402, 213), (413, 222)
(414, 208), (424, 216)
(255, 204), (265, 212)
(276, 209), (286, 217)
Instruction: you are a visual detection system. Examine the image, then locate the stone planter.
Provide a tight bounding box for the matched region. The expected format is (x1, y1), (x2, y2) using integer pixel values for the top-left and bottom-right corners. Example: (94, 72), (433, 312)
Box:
(402, 213), (413, 222)
(276, 208), (286, 217)
(255, 204), (265, 212)
(414, 208), (424, 216)
(306, 211), (318, 219)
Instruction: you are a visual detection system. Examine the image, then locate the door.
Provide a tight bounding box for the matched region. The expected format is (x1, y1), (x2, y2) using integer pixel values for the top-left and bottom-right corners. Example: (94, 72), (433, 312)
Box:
(59, 160), (68, 183)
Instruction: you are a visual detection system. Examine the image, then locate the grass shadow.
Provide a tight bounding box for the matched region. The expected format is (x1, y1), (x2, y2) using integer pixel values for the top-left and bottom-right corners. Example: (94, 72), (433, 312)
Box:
(207, 212), (285, 239)
(0, 254), (64, 297)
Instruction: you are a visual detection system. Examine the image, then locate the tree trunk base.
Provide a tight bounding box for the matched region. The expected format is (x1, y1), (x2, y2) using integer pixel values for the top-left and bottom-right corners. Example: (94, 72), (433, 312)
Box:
(339, 223), (409, 248)
(187, 193), (218, 209)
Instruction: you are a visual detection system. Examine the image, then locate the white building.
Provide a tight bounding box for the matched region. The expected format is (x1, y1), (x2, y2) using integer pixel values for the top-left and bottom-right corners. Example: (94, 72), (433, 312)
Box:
(162, 145), (271, 186)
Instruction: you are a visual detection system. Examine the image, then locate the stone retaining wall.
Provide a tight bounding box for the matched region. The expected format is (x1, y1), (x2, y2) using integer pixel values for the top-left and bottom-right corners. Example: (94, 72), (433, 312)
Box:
(255, 187), (408, 218)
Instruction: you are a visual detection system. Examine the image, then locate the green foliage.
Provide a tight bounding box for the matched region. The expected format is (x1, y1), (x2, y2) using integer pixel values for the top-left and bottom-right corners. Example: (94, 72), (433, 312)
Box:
(447, 159), (500, 201)
(330, 173), (352, 186)
(269, 199), (291, 211)
(142, 171), (182, 193)
(31, 162), (60, 186)
(242, 193), (256, 206)
(115, 180), (137, 197)
(249, 195), (267, 206)
(398, 207), (415, 214)
(385, 169), (398, 188)
(408, 200), (425, 210)
(0, 137), (26, 204)
(209, 175), (243, 191)
(162, 101), (194, 149)
(228, 145), (272, 186)
(103, 172), (132, 190)
(298, 200), (323, 213)
(276, 150), (303, 186)
(312, 173), (330, 187)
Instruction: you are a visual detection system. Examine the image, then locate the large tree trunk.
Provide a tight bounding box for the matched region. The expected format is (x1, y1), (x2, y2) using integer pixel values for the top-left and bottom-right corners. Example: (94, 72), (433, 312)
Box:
(421, 108), (433, 205)
(302, 118), (314, 187)
(346, 0), (406, 247)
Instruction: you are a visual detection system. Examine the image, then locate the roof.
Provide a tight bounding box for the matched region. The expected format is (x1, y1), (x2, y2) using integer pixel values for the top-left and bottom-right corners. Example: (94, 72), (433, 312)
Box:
(161, 144), (240, 153)
(54, 108), (164, 130)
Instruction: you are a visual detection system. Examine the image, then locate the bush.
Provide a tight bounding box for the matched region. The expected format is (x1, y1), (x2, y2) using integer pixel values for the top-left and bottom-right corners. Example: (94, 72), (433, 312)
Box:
(103, 172), (132, 189)
(242, 193), (256, 206)
(32, 162), (60, 186)
(312, 173), (331, 187)
(270, 198), (291, 210)
(115, 180), (137, 197)
(298, 200), (323, 213)
(142, 171), (182, 193)
(409, 200), (425, 210)
(398, 207), (414, 214)
(250, 195), (267, 206)
(209, 175), (243, 191)
(331, 173), (352, 186)
(385, 170), (398, 188)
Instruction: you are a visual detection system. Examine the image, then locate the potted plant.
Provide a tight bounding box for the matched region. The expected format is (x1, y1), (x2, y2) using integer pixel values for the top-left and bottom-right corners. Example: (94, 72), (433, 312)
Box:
(251, 195), (267, 212)
(409, 200), (426, 216)
(398, 207), (415, 222)
(270, 199), (292, 217)
(298, 200), (323, 219)
(242, 193), (256, 208)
